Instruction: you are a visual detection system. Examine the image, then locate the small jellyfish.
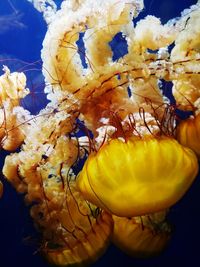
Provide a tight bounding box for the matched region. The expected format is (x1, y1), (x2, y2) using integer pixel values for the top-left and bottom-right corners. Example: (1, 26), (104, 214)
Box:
(77, 136), (198, 217)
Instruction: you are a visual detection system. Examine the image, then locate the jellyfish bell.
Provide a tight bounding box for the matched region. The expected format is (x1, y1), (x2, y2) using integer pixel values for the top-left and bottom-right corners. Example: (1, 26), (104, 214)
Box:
(77, 135), (198, 217)
(177, 112), (200, 158)
(43, 211), (113, 267)
(112, 210), (171, 258)
(38, 184), (114, 267)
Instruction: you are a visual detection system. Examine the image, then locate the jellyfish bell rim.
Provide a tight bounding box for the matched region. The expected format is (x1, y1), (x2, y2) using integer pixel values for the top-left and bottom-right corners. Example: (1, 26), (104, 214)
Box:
(77, 136), (199, 217)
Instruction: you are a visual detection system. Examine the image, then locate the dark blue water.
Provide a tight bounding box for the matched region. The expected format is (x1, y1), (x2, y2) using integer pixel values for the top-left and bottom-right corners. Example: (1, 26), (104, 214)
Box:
(0, 1), (199, 267)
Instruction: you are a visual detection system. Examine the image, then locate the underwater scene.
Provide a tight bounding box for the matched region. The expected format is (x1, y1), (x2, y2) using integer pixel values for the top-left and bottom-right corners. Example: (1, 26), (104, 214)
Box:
(0, 0), (200, 266)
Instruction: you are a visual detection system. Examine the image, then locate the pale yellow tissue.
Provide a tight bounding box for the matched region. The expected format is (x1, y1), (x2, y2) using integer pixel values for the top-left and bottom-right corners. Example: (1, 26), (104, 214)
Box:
(134, 16), (177, 50)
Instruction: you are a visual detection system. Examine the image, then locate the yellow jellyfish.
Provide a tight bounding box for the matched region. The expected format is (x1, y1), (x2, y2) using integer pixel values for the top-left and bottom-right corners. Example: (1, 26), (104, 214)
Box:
(77, 136), (198, 217)
(112, 210), (171, 258)
(37, 183), (114, 267)
(177, 113), (200, 158)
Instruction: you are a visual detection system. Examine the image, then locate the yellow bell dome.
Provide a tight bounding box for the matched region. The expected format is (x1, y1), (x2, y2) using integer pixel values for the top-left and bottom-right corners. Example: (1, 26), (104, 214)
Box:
(77, 136), (198, 217)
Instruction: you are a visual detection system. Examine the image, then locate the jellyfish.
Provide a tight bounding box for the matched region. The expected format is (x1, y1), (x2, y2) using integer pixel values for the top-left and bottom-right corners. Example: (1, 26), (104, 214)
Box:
(3, 108), (113, 266)
(112, 210), (171, 258)
(77, 136), (198, 217)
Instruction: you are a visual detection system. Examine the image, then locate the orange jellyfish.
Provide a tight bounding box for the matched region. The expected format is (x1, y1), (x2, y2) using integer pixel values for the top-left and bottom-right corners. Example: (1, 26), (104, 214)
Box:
(77, 135), (198, 217)
(112, 210), (171, 258)
(35, 183), (114, 266)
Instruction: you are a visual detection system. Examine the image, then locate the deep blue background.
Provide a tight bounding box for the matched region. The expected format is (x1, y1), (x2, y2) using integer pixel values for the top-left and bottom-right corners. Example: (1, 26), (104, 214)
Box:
(0, 0), (199, 267)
